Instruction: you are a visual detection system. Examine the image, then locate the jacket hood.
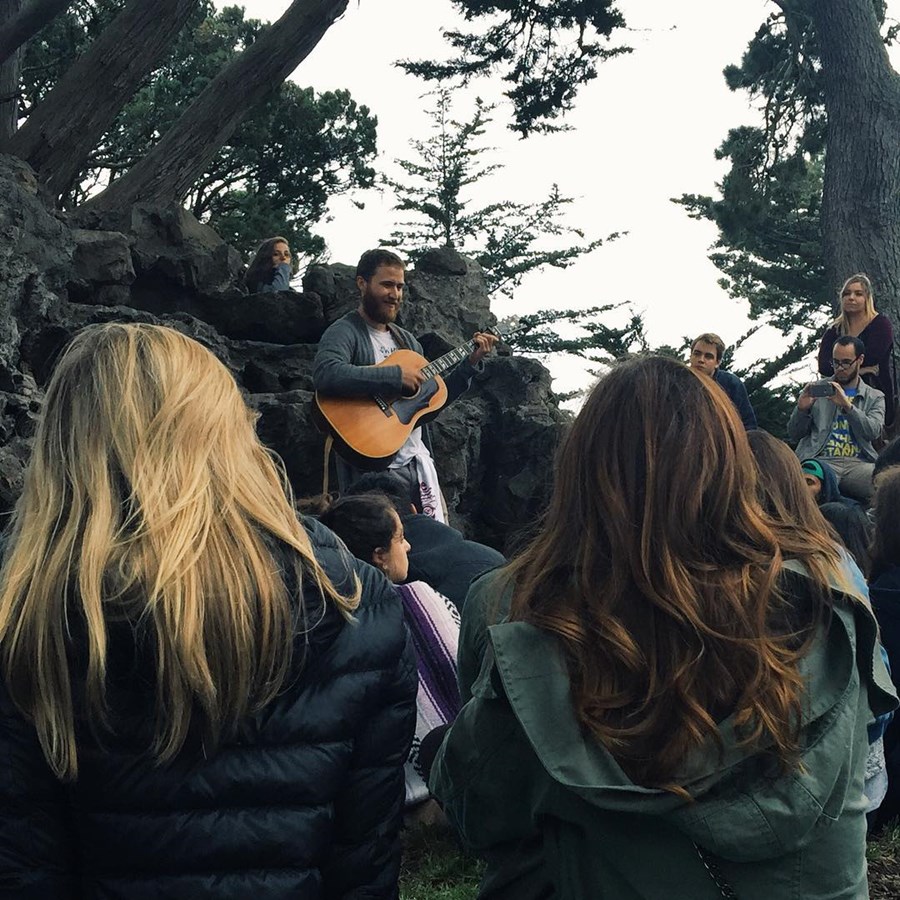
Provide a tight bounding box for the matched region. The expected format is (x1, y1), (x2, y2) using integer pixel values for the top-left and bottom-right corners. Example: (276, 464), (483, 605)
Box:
(483, 562), (896, 862)
(801, 457), (843, 504)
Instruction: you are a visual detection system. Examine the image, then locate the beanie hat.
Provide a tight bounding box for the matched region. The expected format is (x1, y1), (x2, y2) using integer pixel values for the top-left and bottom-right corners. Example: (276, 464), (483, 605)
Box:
(801, 459), (825, 483)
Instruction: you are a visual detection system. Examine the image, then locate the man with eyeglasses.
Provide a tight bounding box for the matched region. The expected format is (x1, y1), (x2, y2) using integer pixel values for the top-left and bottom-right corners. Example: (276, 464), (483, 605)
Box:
(788, 335), (885, 503)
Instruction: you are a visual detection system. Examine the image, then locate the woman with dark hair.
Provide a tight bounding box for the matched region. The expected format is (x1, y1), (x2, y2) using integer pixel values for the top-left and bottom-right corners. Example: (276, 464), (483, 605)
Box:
(817, 273), (895, 426)
(0, 324), (416, 899)
(244, 236), (295, 293)
(869, 470), (900, 829)
(746, 429), (831, 530)
(320, 492), (461, 808)
(820, 502), (873, 579)
(430, 356), (896, 899)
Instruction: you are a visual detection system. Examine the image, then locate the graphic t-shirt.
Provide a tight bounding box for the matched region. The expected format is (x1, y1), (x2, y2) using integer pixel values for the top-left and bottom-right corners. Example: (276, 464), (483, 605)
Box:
(821, 387), (860, 458)
(366, 326), (445, 521)
(367, 325), (430, 467)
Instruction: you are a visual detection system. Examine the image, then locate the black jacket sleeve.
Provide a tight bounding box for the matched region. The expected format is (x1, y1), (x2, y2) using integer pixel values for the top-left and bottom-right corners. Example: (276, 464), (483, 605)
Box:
(0, 688), (77, 898)
(321, 569), (418, 899)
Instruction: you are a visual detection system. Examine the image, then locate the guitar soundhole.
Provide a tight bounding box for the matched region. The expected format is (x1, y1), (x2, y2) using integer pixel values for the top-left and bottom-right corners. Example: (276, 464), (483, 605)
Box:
(392, 380), (438, 424)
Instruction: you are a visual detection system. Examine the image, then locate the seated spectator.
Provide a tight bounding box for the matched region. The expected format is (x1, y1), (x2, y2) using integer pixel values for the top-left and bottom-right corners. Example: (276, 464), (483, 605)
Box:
(817, 274), (895, 428)
(747, 430), (830, 529)
(726, 430), (886, 821)
(875, 433), (900, 484)
(244, 236), (295, 293)
(870, 469), (900, 830)
(688, 332), (757, 429)
(800, 458), (845, 505)
(319, 492), (461, 808)
(0, 323), (416, 899)
(344, 471), (505, 613)
(820, 502), (873, 579)
(788, 335), (885, 503)
(430, 355), (896, 899)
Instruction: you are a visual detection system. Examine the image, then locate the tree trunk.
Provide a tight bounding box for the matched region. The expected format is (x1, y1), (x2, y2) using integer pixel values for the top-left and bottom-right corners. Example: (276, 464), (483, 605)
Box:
(87, 0), (348, 211)
(812, 0), (900, 327)
(0, 0), (21, 142)
(0, 0), (71, 66)
(7, 0), (199, 201)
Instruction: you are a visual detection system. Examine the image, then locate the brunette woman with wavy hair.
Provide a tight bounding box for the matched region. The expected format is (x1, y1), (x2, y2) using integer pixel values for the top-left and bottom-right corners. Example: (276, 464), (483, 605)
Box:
(0, 323), (416, 899)
(431, 355), (897, 900)
(869, 469), (900, 829)
(746, 428), (832, 533)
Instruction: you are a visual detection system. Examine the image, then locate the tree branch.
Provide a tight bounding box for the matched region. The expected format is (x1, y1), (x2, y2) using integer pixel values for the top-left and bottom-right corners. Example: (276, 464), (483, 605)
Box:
(8, 0), (200, 200)
(88, 0), (349, 210)
(0, 0), (71, 66)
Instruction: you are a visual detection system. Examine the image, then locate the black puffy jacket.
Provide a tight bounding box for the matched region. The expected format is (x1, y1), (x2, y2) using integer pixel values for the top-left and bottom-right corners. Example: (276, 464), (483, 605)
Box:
(0, 518), (417, 899)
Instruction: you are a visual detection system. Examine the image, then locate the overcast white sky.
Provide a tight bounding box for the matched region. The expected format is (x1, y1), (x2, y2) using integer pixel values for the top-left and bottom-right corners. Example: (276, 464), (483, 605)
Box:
(231, 0), (817, 394)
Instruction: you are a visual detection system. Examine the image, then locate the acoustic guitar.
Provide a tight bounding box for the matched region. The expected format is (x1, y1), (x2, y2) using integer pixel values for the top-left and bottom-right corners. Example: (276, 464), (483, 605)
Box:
(313, 323), (512, 471)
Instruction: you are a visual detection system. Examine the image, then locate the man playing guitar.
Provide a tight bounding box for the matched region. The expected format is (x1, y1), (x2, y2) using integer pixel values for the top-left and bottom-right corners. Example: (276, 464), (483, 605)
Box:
(313, 249), (498, 521)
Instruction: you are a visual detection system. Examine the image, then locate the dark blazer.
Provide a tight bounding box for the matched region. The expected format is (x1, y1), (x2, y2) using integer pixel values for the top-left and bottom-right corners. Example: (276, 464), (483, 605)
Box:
(712, 368), (758, 430)
(403, 513), (504, 612)
(0, 518), (417, 899)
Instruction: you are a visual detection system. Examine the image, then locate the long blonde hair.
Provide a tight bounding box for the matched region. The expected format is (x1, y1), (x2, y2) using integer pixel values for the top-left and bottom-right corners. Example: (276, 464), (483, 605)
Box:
(833, 273), (877, 333)
(0, 323), (358, 780)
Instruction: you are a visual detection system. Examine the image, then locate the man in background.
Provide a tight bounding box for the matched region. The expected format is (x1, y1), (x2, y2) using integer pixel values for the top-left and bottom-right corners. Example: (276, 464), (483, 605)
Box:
(688, 332), (758, 430)
(788, 335), (884, 503)
(313, 248), (497, 522)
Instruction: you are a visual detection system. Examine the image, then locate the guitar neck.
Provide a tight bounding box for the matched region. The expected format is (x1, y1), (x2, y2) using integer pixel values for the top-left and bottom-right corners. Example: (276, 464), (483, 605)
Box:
(421, 339), (478, 379)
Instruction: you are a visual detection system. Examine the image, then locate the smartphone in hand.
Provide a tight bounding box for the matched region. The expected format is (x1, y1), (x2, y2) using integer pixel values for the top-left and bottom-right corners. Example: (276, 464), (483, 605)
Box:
(808, 381), (836, 398)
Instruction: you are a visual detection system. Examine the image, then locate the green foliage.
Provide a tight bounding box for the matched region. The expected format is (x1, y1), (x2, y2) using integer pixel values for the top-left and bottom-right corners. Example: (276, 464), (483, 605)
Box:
(384, 87), (610, 298)
(509, 302), (798, 437)
(19, 0), (121, 105)
(398, 0), (631, 136)
(21, 1), (377, 259)
(674, 0), (896, 339)
(672, 1), (832, 338)
(507, 305), (654, 362)
(671, 1), (900, 416)
(675, 127), (829, 336)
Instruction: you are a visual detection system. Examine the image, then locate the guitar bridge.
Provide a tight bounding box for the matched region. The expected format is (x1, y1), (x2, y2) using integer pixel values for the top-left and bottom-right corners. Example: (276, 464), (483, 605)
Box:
(374, 397), (394, 418)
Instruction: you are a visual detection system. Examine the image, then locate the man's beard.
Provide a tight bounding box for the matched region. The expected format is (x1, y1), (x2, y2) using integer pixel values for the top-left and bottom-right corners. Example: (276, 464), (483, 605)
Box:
(362, 290), (399, 325)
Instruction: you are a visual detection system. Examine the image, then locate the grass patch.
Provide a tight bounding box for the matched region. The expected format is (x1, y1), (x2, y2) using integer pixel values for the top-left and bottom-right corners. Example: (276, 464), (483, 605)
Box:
(400, 824), (483, 900)
(399, 819), (900, 898)
(868, 822), (900, 900)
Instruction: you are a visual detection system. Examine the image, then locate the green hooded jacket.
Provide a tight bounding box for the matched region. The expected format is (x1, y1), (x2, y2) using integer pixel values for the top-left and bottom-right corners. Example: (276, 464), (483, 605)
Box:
(429, 564), (898, 899)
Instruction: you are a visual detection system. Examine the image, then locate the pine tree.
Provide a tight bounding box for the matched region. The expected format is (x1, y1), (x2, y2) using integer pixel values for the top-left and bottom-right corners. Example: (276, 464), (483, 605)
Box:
(383, 86), (612, 298)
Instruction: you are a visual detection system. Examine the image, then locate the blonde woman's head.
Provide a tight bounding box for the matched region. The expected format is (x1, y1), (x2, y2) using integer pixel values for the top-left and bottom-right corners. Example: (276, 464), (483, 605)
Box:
(834, 274), (876, 331)
(0, 323), (357, 779)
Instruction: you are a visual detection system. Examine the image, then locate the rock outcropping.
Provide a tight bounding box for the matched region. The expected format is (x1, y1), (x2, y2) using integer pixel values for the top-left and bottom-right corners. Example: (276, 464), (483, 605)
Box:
(0, 154), (568, 549)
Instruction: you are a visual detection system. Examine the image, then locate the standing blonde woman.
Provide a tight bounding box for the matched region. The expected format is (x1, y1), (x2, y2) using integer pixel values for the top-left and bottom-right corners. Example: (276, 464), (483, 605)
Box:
(430, 356), (897, 899)
(0, 323), (416, 899)
(818, 273), (895, 426)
